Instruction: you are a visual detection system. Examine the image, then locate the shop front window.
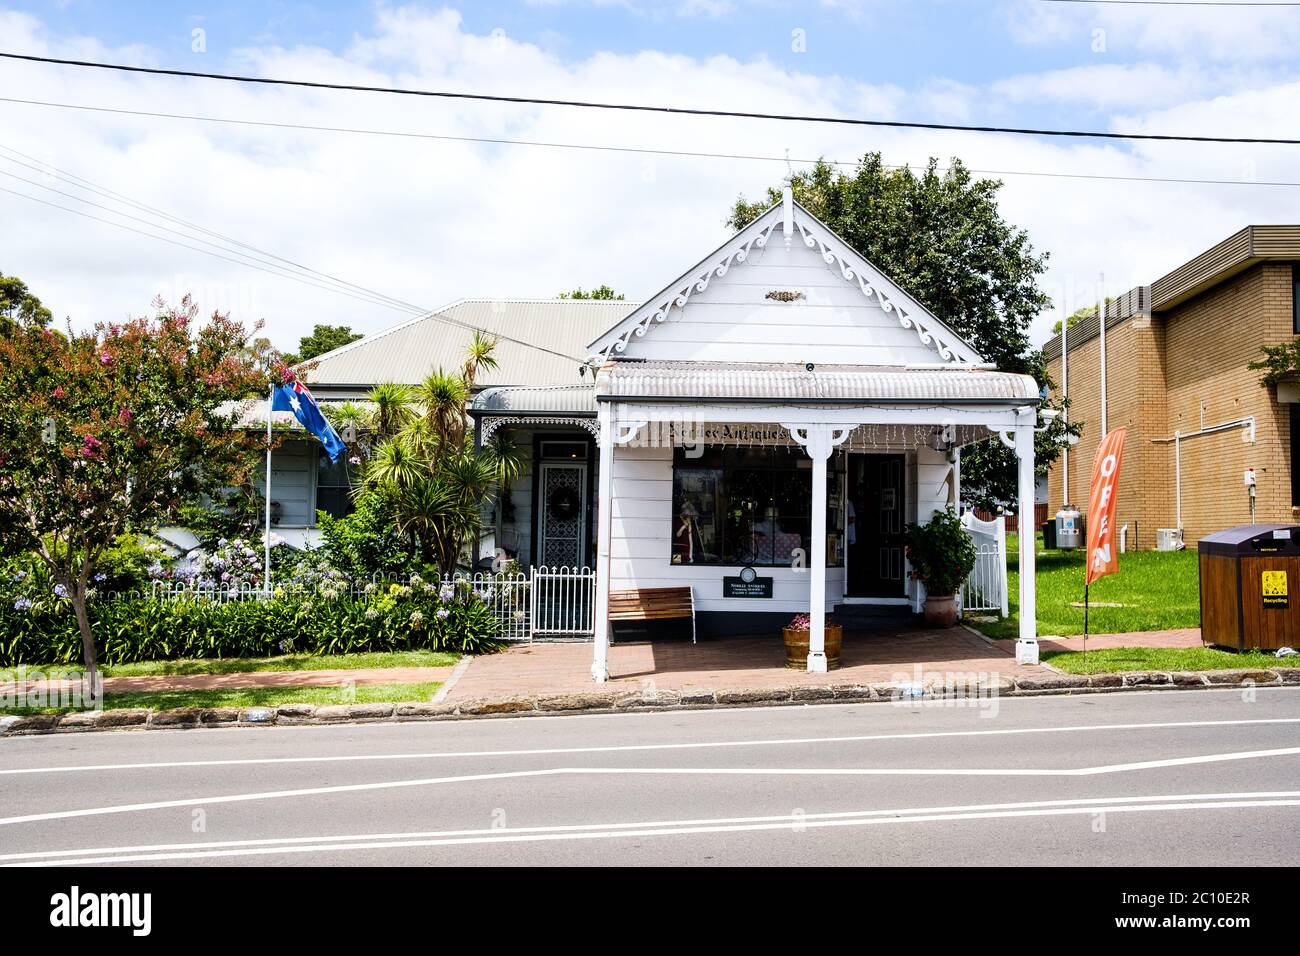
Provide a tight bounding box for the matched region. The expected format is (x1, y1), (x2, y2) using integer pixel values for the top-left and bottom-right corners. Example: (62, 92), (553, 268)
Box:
(671, 446), (842, 568)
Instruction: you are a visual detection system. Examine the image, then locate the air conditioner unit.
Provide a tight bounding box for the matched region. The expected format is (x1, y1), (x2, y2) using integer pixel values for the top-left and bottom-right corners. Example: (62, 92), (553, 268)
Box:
(1156, 528), (1185, 552)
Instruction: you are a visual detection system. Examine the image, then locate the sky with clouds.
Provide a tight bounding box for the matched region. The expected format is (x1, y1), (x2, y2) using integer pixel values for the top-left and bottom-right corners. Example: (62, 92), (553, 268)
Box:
(1, 0), (1298, 359)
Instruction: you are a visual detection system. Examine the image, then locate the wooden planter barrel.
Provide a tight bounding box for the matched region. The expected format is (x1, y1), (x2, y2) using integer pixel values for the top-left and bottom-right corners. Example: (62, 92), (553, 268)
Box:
(782, 624), (843, 669)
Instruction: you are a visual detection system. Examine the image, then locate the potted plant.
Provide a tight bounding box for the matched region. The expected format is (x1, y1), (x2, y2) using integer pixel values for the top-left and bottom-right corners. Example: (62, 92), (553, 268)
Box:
(903, 506), (977, 627)
(781, 613), (842, 669)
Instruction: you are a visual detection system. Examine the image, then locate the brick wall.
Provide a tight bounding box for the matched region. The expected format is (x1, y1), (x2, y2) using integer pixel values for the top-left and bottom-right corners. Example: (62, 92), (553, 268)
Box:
(1045, 315), (1163, 549)
(1045, 263), (1294, 549)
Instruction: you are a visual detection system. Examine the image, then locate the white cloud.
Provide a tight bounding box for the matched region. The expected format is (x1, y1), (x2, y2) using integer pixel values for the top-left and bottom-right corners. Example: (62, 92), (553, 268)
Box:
(1004, 0), (1300, 61)
(0, 2), (1297, 364)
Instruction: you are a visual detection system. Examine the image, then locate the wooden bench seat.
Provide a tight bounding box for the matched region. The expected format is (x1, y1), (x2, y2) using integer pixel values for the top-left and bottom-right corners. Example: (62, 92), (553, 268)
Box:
(608, 586), (696, 643)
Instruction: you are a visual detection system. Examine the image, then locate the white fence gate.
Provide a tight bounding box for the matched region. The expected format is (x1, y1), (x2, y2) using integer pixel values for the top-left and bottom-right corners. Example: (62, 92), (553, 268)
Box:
(528, 566), (596, 640)
(960, 512), (1009, 618)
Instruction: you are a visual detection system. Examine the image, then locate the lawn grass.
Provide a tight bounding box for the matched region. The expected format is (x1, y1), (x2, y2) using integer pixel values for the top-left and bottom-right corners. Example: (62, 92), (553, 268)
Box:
(1044, 647), (1289, 675)
(969, 535), (1201, 639)
(9, 681), (443, 715)
(7, 649), (459, 682)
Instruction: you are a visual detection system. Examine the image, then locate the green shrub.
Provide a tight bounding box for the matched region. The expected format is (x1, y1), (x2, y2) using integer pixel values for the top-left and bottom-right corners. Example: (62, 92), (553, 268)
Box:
(903, 506), (977, 598)
(0, 578), (501, 666)
(317, 487), (411, 580)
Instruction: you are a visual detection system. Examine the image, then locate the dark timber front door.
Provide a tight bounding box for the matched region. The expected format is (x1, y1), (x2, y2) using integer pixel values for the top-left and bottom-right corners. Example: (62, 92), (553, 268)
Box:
(847, 454), (906, 598)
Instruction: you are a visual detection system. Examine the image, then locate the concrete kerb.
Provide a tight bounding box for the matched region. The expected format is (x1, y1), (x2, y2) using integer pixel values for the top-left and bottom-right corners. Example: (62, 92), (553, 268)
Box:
(1, 667), (1296, 736)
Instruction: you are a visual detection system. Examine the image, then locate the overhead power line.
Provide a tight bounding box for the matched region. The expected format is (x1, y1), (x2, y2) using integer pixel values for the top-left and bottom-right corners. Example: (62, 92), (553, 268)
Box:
(2, 96), (1297, 189)
(0, 154), (588, 364)
(0, 146), (427, 315)
(2, 51), (1298, 145)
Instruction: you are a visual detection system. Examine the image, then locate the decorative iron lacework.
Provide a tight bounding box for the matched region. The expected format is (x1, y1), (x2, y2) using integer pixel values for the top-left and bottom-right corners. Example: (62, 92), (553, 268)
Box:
(599, 219), (781, 359)
(792, 220), (973, 365)
(480, 416), (600, 442)
(596, 208), (978, 365)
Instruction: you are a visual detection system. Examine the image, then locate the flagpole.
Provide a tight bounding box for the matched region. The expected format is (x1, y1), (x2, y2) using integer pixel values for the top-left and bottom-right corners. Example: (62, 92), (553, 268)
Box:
(264, 384), (273, 596)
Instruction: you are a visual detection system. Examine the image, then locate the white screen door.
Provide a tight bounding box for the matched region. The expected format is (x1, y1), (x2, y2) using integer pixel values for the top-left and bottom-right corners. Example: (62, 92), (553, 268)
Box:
(538, 462), (587, 569)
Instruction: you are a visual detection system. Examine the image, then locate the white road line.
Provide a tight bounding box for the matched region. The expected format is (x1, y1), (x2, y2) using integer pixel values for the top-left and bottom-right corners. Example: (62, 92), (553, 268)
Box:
(3, 746), (1298, 828)
(10, 798), (1300, 866)
(4, 790), (1295, 864)
(4, 716), (1299, 776)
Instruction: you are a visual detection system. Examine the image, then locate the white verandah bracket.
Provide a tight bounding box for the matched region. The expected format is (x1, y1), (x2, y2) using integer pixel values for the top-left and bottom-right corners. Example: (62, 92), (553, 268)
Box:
(613, 420), (648, 445)
(783, 422), (857, 673)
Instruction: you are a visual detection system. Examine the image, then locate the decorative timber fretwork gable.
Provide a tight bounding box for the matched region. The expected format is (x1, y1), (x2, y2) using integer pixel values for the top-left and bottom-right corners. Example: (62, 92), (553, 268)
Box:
(586, 196), (986, 367)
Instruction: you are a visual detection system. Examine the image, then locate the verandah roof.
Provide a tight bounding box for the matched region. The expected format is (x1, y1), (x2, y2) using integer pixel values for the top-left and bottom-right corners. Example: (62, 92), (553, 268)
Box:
(594, 361), (1039, 404)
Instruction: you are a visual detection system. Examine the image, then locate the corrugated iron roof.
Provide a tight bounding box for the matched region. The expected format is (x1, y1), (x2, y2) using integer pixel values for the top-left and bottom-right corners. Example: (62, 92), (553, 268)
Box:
(596, 361), (1038, 403)
(471, 384), (597, 415)
(302, 298), (636, 390)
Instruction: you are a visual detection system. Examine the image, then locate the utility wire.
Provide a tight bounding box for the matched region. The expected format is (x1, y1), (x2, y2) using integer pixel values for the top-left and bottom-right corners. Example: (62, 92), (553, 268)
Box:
(2, 50), (1298, 145)
(2, 95), (1296, 189)
(0, 184), (425, 313)
(0, 144), (429, 315)
(0, 181), (590, 365)
(0, 169), (429, 315)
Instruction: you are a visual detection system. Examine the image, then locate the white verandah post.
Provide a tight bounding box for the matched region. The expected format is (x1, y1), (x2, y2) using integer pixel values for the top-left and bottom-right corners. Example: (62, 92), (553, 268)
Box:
(1014, 411), (1039, 664)
(785, 423), (854, 673)
(592, 402), (613, 682)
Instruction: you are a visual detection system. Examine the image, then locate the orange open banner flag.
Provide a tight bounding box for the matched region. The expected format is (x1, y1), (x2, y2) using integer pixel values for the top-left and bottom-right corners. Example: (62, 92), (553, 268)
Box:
(1085, 427), (1128, 586)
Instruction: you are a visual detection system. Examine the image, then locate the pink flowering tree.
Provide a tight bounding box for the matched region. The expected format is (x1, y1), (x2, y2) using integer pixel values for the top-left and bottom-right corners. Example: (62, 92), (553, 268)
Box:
(0, 295), (273, 693)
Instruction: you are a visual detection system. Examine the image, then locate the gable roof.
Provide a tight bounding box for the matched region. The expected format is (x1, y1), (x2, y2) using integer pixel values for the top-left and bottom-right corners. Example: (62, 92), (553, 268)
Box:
(302, 298), (636, 391)
(585, 197), (985, 366)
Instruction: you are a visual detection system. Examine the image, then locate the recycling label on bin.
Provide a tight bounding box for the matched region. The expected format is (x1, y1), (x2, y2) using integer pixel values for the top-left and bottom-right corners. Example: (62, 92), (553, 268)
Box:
(1262, 570), (1289, 609)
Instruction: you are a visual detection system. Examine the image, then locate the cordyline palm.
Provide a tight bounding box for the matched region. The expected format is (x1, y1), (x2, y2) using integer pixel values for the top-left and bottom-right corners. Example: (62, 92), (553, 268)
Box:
(359, 335), (512, 574)
(462, 330), (499, 389)
(483, 431), (526, 492)
(363, 435), (427, 490)
(366, 382), (413, 441)
(414, 369), (469, 448)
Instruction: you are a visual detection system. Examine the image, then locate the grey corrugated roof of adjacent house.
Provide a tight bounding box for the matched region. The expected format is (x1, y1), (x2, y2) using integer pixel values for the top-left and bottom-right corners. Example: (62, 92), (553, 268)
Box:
(300, 298), (637, 391)
(470, 384), (598, 416)
(1042, 286), (1150, 362)
(595, 361), (1039, 402)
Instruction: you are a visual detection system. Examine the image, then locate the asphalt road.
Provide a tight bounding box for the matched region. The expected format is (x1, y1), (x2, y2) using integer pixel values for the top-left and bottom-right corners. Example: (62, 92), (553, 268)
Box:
(1, 686), (1298, 866)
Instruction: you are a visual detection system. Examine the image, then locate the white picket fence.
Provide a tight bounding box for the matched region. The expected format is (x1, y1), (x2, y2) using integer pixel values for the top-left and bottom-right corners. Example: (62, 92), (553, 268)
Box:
(960, 512), (1009, 618)
(142, 567), (594, 643)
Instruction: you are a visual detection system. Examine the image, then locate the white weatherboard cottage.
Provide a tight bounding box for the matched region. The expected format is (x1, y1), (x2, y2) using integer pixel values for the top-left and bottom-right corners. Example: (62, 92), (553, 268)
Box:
(474, 184), (1046, 681)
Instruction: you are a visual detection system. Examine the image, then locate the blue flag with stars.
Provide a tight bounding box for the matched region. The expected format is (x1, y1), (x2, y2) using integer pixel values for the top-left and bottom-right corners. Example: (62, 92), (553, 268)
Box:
(272, 381), (347, 462)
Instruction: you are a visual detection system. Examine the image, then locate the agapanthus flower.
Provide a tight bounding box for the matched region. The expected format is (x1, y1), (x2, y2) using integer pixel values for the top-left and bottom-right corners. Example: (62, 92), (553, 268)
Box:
(409, 610), (425, 629)
(436, 607), (450, 621)
(53, 583), (68, 598)
(12, 597), (32, 611)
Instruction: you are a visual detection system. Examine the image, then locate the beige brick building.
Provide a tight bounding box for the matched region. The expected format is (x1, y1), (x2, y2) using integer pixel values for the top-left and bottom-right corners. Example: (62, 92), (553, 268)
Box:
(1044, 227), (1300, 549)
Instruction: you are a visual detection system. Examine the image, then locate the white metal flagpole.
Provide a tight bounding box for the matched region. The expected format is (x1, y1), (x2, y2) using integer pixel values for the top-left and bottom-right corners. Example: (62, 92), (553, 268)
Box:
(1098, 272), (1108, 437)
(1061, 301), (1069, 504)
(264, 384), (273, 595)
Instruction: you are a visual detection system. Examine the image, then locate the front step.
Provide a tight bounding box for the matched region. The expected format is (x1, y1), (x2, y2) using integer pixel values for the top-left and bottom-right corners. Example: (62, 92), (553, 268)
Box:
(831, 603), (915, 630)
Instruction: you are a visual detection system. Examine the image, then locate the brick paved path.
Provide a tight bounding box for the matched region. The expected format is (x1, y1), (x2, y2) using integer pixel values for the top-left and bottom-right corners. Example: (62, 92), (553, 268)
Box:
(444, 628), (1052, 702)
(1039, 628), (1202, 653)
